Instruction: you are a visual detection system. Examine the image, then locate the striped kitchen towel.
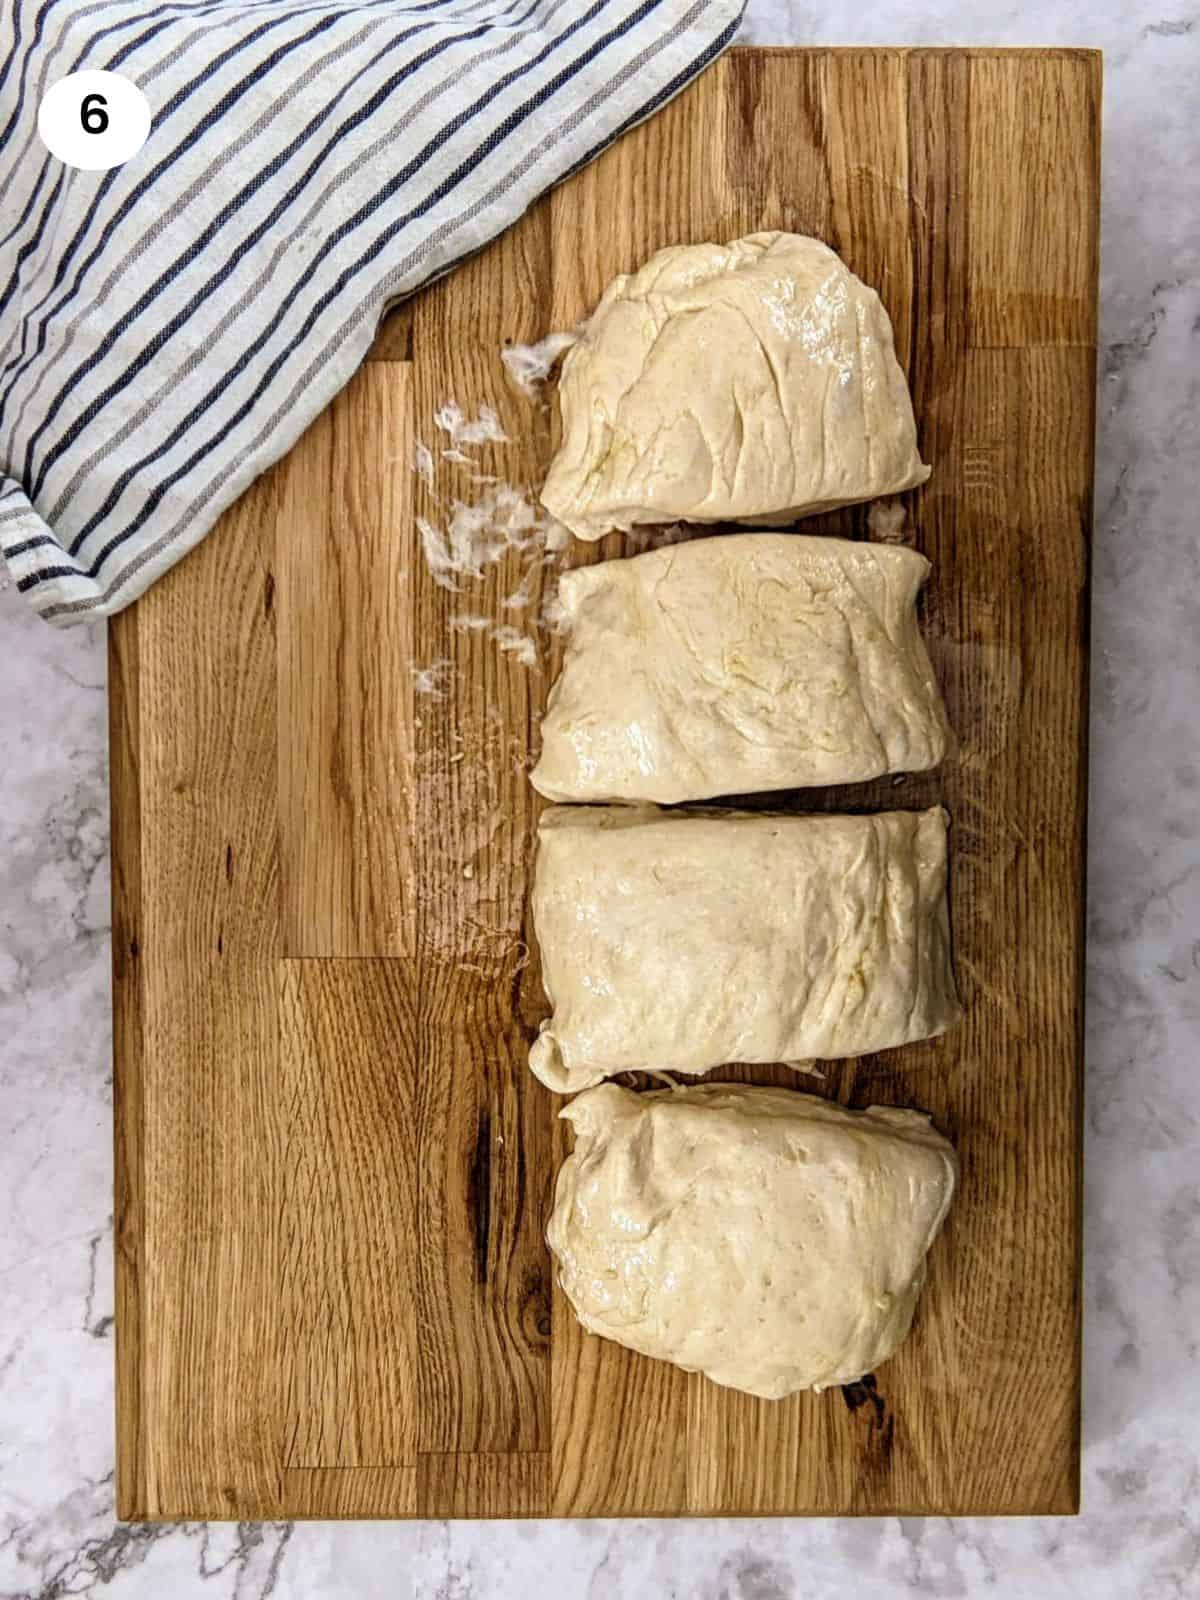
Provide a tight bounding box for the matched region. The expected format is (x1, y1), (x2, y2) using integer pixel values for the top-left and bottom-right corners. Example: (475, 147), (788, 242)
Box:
(0, 0), (743, 625)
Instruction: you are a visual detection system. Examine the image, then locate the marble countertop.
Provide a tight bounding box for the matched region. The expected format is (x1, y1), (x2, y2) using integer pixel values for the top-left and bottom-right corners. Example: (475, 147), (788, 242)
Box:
(2, 3), (1198, 1596)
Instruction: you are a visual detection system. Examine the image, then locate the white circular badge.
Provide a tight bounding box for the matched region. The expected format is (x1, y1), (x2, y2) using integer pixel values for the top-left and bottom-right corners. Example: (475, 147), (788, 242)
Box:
(38, 71), (151, 172)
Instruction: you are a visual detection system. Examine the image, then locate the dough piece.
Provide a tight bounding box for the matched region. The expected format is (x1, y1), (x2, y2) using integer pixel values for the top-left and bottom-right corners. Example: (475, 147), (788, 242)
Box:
(531, 533), (953, 804)
(530, 806), (960, 1094)
(548, 1083), (957, 1398)
(540, 232), (929, 541)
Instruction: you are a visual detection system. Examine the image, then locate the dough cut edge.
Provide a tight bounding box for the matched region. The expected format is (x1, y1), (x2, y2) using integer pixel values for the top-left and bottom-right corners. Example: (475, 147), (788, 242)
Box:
(915, 806), (965, 1038)
(529, 1027), (606, 1095)
(527, 757), (573, 803)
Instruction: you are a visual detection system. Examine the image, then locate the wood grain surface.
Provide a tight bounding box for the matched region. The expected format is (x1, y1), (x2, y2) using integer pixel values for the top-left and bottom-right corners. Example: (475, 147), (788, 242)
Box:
(111, 47), (1099, 1520)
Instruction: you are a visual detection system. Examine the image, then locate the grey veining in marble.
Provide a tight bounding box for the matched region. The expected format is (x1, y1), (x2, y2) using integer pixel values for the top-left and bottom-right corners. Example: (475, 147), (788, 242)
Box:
(2, 3), (1198, 1596)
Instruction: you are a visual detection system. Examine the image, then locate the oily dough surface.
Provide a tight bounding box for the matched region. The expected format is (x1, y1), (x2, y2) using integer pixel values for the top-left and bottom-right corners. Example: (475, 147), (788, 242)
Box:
(529, 805), (961, 1094)
(548, 1083), (958, 1398)
(531, 532), (954, 804)
(540, 232), (930, 540)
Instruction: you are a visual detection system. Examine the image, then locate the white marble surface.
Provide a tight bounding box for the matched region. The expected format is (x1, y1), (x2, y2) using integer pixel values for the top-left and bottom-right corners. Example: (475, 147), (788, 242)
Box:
(2, 3), (1198, 1595)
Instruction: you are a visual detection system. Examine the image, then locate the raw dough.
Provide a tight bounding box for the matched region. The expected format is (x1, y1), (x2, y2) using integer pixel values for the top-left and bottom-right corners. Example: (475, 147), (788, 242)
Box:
(530, 805), (960, 1094)
(531, 533), (953, 803)
(540, 232), (929, 541)
(548, 1082), (958, 1398)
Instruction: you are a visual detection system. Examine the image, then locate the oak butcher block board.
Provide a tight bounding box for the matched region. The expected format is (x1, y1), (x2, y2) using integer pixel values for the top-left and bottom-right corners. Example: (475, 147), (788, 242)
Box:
(111, 47), (1099, 1520)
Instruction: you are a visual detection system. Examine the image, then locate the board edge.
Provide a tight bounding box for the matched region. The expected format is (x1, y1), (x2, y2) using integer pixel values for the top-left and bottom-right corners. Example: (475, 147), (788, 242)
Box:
(109, 610), (147, 1522)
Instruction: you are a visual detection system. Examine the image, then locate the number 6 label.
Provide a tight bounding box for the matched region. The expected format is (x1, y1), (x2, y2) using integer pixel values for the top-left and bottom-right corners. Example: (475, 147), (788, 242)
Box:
(38, 71), (151, 171)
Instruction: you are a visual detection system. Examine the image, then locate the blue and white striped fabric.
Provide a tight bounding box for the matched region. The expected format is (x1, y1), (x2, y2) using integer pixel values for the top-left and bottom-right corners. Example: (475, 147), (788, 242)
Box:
(0, 0), (743, 625)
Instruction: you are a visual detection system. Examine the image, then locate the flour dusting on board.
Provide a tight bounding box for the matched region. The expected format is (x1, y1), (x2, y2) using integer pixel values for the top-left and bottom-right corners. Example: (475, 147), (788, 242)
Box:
(539, 587), (569, 635)
(409, 391), (572, 670)
(433, 401), (508, 447)
(501, 329), (580, 397)
(502, 569), (537, 611)
(451, 613), (539, 668)
(411, 439), (434, 486)
(867, 498), (909, 541)
(410, 659), (456, 699)
(416, 484), (549, 588)
(491, 625), (539, 668)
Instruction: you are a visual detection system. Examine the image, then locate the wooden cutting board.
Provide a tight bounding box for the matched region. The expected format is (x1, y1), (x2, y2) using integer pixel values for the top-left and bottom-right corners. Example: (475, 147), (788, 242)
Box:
(111, 46), (1099, 1520)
